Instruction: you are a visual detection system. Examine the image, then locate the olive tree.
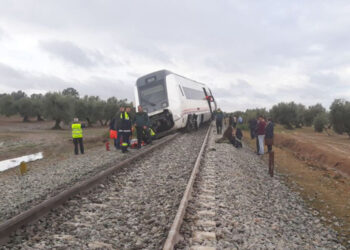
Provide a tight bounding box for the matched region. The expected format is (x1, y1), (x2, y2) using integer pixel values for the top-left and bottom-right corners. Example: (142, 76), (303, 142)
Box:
(62, 87), (79, 98)
(329, 99), (350, 137)
(44, 92), (74, 129)
(16, 97), (34, 122)
(244, 108), (269, 123)
(269, 102), (306, 129)
(30, 94), (45, 121)
(313, 112), (329, 133)
(0, 94), (17, 117)
(304, 103), (326, 126)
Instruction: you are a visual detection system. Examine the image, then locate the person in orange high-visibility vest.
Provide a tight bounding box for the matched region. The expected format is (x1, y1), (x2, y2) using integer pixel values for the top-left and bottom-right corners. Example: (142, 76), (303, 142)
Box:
(72, 118), (86, 155)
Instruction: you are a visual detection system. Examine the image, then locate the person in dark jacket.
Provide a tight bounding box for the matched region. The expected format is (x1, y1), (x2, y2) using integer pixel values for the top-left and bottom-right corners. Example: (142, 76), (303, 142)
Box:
(255, 115), (266, 155)
(265, 118), (274, 152)
(215, 108), (224, 134)
(117, 106), (132, 153)
(229, 115), (234, 127)
(249, 118), (257, 139)
(235, 126), (243, 148)
(113, 106), (125, 149)
(134, 105), (151, 148)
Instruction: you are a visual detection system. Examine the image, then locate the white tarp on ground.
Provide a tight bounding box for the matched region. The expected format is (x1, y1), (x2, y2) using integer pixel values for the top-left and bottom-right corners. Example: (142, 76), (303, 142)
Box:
(0, 152), (43, 172)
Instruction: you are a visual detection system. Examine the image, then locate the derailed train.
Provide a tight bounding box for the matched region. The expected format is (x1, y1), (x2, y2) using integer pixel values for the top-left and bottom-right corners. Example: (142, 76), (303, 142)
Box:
(134, 70), (217, 133)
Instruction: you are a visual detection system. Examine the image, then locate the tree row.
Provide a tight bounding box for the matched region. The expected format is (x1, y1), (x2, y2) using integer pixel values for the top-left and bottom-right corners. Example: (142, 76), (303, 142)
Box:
(230, 99), (350, 137)
(0, 88), (133, 129)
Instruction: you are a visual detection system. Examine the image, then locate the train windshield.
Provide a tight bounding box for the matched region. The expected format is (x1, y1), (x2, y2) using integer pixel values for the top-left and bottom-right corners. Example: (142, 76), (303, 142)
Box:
(139, 80), (167, 109)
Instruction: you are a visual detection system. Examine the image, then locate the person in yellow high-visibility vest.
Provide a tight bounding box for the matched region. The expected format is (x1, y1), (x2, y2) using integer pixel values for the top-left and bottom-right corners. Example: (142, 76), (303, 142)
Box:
(72, 118), (85, 155)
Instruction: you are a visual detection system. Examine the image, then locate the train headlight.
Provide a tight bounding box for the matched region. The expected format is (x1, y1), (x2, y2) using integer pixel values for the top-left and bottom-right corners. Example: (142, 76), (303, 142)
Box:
(162, 102), (168, 107)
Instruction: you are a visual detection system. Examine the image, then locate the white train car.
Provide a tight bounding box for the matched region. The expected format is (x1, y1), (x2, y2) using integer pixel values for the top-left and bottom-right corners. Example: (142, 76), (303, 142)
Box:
(134, 70), (216, 133)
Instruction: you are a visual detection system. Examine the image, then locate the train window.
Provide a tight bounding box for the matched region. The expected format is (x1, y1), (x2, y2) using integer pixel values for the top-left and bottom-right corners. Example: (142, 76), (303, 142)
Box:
(183, 86), (206, 100)
(139, 79), (167, 108)
(141, 84), (164, 96)
(179, 85), (184, 96)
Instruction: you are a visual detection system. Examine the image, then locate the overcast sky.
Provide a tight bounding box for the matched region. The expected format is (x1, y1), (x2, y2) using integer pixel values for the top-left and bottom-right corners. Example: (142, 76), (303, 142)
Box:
(0, 1), (350, 111)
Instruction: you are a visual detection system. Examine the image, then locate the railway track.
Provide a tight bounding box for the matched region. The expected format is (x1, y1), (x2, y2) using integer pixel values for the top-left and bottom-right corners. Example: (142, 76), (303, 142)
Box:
(1, 126), (210, 249)
(163, 124), (212, 250)
(0, 132), (178, 244)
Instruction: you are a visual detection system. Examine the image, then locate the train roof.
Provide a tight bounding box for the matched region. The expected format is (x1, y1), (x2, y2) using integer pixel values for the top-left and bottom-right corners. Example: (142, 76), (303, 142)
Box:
(136, 69), (208, 87)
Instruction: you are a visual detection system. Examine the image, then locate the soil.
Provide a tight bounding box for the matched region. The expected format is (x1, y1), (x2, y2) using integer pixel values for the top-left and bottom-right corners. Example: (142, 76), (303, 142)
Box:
(0, 116), (107, 163)
(243, 127), (350, 245)
(277, 126), (350, 177)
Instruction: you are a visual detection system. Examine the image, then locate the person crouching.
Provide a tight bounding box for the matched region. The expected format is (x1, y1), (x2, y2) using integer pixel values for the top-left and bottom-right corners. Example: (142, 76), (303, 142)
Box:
(215, 126), (236, 146)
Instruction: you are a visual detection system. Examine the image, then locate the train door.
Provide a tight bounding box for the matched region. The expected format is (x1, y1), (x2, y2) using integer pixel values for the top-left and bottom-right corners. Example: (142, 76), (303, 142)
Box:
(202, 87), (213, 114)
(208, 88), (217, 111)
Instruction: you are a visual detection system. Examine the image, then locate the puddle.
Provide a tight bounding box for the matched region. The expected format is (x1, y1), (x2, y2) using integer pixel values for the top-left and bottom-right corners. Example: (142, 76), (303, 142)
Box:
(0, 152), (43, 172)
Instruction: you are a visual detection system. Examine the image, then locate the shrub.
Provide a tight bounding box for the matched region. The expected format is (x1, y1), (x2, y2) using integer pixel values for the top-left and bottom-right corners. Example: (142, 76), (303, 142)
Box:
(313, 113), (328, 133)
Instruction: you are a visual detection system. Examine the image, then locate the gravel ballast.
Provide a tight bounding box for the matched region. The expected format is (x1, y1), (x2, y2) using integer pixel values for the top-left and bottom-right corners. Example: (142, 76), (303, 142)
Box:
(0, 135), (176, 224)
(2, 127), (208, 249)
(176, 128), (345, 249)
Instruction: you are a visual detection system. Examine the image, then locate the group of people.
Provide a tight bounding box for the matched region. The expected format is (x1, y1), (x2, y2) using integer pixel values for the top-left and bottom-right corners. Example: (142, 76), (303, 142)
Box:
(214, 109), (274, 154)
(249, 116), (274, 155)
(110, 105), (153, 153)
(71, 105), (153, 155)
(215, 109), (243, 148)
(72, 106), (274, 156)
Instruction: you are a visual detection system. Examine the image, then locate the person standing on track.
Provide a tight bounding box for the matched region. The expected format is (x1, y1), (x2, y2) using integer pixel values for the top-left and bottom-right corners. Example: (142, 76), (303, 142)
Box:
(117, 106), (132, 153)
(71, 117), (85, 155)
(215, 108), (224, 134)
(235, 125), (243, 148)
(256, 115), (266, 155)
(265, 118), (274, 153)
(134, 105), (151, 148)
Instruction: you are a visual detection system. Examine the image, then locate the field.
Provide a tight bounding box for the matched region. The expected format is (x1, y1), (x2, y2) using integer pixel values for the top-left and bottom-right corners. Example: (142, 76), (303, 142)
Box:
(0, 116), (107, 163)
(243, 125), (350, 243)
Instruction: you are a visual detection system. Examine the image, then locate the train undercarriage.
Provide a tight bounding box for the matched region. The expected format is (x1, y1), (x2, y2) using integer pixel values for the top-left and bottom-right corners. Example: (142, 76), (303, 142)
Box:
(149, 109), (175, 134)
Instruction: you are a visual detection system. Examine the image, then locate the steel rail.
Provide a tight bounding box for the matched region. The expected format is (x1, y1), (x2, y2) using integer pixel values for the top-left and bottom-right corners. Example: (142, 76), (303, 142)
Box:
(163, 124), (211, 250)
(0, 133), (178, 243)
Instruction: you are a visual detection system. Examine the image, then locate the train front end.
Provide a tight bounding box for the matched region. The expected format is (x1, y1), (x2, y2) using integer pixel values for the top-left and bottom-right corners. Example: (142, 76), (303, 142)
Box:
(135, 70), (175, 133)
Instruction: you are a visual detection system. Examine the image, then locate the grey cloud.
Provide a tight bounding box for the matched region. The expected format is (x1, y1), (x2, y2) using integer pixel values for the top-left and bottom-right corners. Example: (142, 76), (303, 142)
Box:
(0, 1), (350, 111)
(39, 40), (115, 68)
(0, 62), (134, 101)
(121, 40), (172, 64)
(212, 79), (274, 103)
(273, 77), (348, 109)
(82, 76), (134, 101)
(309, 72), (341, 86)
(0, 63), (70, 91)
(3, 1), (350, 73)
(0, 63), (23, 79)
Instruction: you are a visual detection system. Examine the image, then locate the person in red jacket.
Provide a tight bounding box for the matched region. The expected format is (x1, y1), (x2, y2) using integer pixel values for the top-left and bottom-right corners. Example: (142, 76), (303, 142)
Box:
(255, 115), (266, 155)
